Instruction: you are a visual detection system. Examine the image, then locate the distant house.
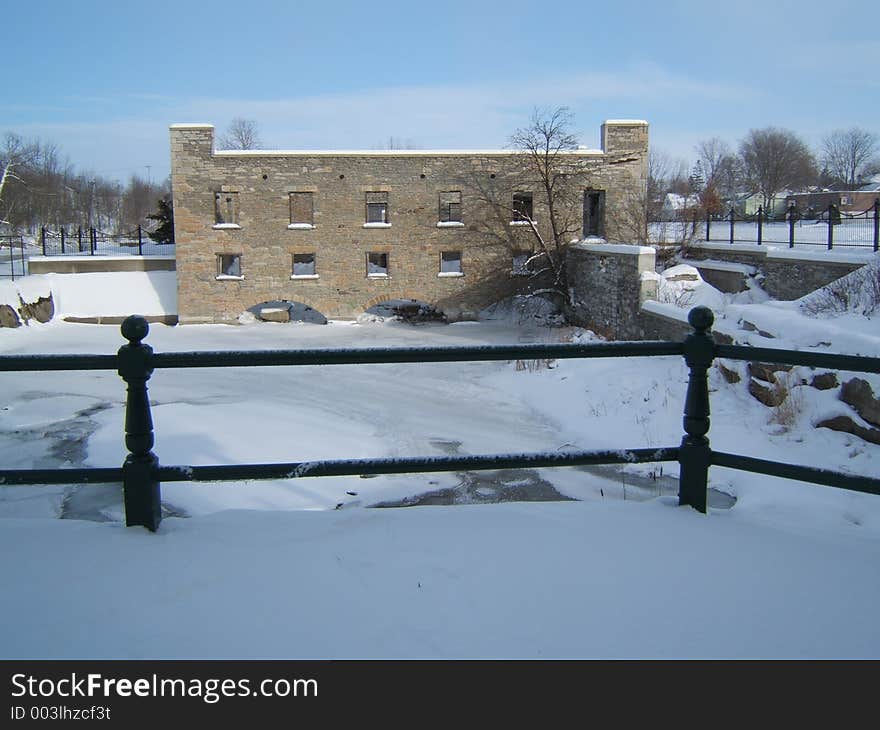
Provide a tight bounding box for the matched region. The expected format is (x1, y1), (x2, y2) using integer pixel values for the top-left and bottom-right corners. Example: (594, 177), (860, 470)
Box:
(735, 192), (790, 218)
(660, 193), (700, 221)
(786, 185), (880, 217)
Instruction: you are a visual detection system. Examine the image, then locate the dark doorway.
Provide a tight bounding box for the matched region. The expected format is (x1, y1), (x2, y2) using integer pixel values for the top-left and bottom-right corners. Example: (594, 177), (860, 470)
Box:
(583, 190), (606, 238)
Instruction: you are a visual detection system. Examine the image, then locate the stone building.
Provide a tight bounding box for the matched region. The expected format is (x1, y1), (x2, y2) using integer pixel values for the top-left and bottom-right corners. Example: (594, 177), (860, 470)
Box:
(170, 120), (648, 323)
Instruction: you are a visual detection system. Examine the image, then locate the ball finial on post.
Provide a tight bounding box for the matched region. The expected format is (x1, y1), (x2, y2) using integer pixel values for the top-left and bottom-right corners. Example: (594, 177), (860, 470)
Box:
(687, 306), (714, 334)
(121, 315), (149, 345)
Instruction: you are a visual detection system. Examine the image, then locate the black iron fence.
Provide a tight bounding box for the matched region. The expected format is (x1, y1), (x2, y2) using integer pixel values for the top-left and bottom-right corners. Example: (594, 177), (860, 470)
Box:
(39, 226), (173, 257)
(0, 235), (27, 279)
(1, 307), (878, 532)
(704, 199), (880, 250)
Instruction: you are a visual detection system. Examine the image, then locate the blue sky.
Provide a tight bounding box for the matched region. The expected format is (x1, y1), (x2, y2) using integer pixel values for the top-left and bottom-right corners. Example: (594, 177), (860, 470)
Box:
(5, 0), (878, 183)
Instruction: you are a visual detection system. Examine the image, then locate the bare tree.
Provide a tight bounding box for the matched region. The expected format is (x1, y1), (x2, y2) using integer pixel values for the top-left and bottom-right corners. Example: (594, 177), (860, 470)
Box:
(617, 147), (674, 245)
(504, 107), (584, 300)
(739, 127), (816, 210)
(695, 137), (732, 185)
(464, 107), (624, 302)
(120, 174), (166, 231)
(821, 128), (879, 188)
(0, 160), (20, 228)
(646, 148), (675, 218)
(1, 130), (170, 234)
(375, 136), (418, 150)
(219, 118), (262, 150)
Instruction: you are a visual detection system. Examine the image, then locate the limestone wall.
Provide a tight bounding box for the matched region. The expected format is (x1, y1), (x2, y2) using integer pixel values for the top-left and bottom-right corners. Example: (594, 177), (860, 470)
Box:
(637, 307), (691, 341)
(565, 242), (656, 340)
(170, 122), (648, 323)
(761, 256), (866, 300)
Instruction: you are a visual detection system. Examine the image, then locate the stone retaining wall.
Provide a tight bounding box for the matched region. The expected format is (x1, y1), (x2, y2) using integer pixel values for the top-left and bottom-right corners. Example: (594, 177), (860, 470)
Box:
(637, 307), (690, 341)
(27, 256), (176, 275)
(565, 242), (656, 339)
(683, 243), (868, 300)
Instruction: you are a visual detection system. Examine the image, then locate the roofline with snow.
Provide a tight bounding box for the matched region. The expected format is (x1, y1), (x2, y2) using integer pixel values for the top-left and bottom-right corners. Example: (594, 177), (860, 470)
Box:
(171, 120), (646, 156)
(213, 148), (606, 157)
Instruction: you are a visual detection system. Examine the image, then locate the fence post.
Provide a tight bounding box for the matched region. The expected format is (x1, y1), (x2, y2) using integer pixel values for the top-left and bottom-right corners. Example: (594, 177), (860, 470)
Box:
(60, 228), (66, 254)
(788, 204), (796, 248)
(138, 225), (143, 255)
(827, 203), (835, 250)
(678, 306), (715, 514)
(117, 315), (161, 532)
(874, 198), (879, 253)
(90, 228), (96, 255)
(705, 210), (710, 242)
(756, 205), (763, 245)
(8, 238), (14, 282)
(729, 207), (735, 245)
(77, 226), (83, 252)
(41, 226), (46, 256)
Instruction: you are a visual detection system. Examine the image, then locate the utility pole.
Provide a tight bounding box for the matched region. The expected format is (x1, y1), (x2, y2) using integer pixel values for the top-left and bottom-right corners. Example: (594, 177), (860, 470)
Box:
(88, 178), (96, 229)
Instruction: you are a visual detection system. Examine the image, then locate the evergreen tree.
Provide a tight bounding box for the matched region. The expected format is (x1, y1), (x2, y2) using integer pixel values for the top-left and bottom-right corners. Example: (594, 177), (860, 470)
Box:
(689, 160), (705, 193)
(147, 194), (174, 244)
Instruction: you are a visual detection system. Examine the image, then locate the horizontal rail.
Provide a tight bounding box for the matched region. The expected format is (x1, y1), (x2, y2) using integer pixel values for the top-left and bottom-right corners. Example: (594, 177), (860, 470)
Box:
(149, 341), (684, 369)
(0, 342), (684, 373)
(0, 449), (679, 488)
(0, 354), (118, 372)
(3, 342), (875, 375)
(155, 448), (680, 483)
(711, 452), (880, 496)
(0, 467), (124, 486)
(715, 344), (880, 374)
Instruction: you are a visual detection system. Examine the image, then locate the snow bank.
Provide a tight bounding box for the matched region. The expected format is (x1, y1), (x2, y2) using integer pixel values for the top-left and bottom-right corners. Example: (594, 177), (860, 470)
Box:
(641, 299), (690, 322)
(3, 498), (879, 658)
(723, 301), (880, 358)
(798, 258), (880, 318)
(47, 271), (177, 317)
(1, 271), (177, 321)
(0, 275), (52, 309)
(655, 264), (725, 312)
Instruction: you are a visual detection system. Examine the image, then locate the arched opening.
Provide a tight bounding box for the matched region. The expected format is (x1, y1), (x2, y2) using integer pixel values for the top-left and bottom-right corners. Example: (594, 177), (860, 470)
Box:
(243, 300), (328, 325)
(361, 298), (446, 324)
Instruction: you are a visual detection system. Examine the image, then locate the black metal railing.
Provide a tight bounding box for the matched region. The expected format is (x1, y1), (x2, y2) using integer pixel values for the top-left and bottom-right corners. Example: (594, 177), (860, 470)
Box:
(38, 226), (173, 257)
(704, 199), (880, 250)
(1, 307), (878, 532)
(0, 235), (27, 279)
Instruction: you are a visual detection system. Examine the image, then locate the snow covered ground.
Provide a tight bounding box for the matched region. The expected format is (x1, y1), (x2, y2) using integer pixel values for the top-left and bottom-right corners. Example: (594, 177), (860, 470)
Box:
(1, 270), (879, 658)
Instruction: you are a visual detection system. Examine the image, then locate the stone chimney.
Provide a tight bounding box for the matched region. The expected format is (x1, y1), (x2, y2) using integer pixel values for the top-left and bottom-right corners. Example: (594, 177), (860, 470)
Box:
(601, 120), (649, 155)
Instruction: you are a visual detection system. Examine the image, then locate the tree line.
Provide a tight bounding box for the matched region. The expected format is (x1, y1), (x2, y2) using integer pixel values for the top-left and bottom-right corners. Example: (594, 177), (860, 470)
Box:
(0, 132), (169, 235)
(650, 127), (880, 219)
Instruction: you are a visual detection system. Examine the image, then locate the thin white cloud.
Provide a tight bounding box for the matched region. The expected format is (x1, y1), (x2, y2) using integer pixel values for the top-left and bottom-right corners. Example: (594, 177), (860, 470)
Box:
(1, 67), (758, 180)
(174, 66), (750, 147)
